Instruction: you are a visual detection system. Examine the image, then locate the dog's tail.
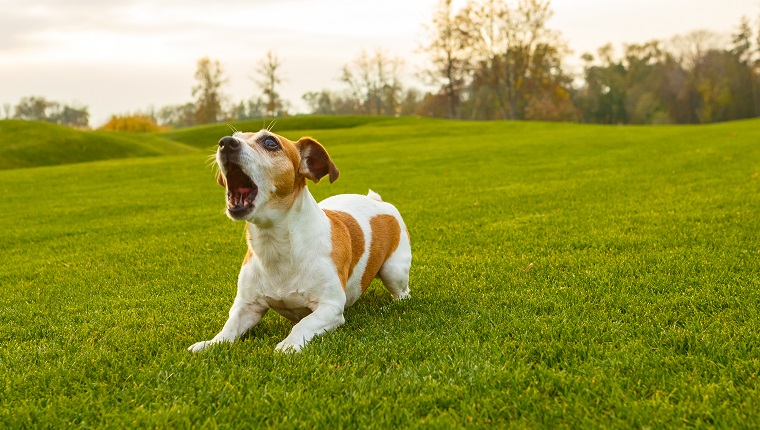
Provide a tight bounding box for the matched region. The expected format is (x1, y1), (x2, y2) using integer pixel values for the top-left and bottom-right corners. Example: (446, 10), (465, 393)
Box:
(367, 189), (383, 201)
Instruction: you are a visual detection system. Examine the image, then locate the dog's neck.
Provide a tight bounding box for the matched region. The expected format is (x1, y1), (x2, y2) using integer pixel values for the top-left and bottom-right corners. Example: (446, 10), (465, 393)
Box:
(245, 187), (327, 268)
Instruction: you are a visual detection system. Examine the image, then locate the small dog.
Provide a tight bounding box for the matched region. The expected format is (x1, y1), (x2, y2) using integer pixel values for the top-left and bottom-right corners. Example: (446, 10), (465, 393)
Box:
(189, 130), (412, 353)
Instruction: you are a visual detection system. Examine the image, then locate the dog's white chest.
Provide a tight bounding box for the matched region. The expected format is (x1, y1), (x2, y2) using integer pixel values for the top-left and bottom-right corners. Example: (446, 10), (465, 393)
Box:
(239, 256), (334, 321)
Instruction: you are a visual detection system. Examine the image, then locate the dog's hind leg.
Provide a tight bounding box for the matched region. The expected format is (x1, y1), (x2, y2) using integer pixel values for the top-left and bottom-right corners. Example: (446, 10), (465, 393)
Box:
(188, 298), (268, 352)
(378, 244), (411, 301)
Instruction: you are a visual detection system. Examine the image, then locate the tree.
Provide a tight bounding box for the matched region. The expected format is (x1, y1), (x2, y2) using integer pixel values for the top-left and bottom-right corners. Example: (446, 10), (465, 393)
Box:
(192, 57), (226, 124)
(458, 0), (510, 119)
(457, 0), (570, 120)
(693, 49), (755, 123)
(669, 30), (722, 70)
(256, 51), (284, 117)
(502, 0), (568, 120)
(340, 49), (405, 116)
(419, 0), (469, 119)
(416, 91), (451, 118)
(575, 46), (629, 124)
(399, 88), (424, 116)
(57, 105), (90, 128)
(730, 16), (759, 116)
(378, 52), (404, 116)
(14, 96), (51, 121)
(13, 96), (89, 127)
(303, 90), (336, 115)
(157, 103), (196, 128)
(731, 17), (753, 64)
(232, 98), (265, 121)
(340, 53), (371, 114)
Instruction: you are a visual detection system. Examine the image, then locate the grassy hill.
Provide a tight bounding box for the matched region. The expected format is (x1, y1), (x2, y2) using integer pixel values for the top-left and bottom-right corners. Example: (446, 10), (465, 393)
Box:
(158, 115), (394, 149)
(0, 120), (199, 170)
(1, 117), (759, 427)
(0, 116), (393, 170)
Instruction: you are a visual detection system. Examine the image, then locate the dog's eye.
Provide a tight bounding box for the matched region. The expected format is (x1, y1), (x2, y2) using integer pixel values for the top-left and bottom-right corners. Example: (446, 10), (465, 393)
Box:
(263, 137), (280, 151)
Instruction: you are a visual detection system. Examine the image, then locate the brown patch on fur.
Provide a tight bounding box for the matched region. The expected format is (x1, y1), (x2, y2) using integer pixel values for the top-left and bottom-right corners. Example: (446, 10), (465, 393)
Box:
(324, 210), (364, 290)
(361, 214), (401, 291)
(279, 136), (307, 191)
(242, 224), (254, 266)
(242, 249), (254, 266)
(261, 134), (307, 210)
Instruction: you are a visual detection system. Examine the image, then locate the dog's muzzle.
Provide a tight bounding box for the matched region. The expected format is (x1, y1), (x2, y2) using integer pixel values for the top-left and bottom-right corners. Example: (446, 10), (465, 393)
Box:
(217, 137), (258, 218)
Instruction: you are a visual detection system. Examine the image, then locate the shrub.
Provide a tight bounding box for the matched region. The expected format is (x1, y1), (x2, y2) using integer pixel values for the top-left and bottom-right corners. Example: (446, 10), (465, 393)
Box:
(99, 114), (168, 132)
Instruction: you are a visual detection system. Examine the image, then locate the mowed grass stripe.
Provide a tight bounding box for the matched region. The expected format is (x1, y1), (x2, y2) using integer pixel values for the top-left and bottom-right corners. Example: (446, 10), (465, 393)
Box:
(1, 118), (759, 427)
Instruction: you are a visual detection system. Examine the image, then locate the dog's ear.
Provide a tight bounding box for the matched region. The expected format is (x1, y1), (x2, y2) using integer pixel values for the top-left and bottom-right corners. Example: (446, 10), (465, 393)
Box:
(216, 171), (226, 188)
(295, 137), (339, 184)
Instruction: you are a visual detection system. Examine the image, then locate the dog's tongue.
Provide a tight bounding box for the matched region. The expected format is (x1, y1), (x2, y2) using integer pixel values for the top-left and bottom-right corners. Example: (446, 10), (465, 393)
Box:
(238, 187), (253, 201)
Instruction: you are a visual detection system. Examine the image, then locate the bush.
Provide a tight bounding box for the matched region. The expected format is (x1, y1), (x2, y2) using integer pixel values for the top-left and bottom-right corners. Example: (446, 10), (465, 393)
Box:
(99, 115), (168, 132)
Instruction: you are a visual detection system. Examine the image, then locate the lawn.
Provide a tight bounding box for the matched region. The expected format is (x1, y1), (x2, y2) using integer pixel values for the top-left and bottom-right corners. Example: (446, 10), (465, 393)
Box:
(1, 117), (759, 427)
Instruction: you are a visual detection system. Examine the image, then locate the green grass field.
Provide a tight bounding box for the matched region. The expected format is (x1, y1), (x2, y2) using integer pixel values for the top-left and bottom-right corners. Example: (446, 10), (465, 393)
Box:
(1, 117), (759, 428)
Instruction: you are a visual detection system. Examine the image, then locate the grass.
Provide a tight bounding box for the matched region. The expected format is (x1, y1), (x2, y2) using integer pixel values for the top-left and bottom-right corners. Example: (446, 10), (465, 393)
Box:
(1, 117), (759, 427)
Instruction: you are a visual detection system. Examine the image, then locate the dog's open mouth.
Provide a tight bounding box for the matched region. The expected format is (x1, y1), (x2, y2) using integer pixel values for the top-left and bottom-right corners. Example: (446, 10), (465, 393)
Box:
(224, 162), (258, 216)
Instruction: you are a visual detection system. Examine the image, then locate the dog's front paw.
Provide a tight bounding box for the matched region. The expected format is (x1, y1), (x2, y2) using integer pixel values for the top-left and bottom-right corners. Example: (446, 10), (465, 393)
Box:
(188, 340), (215, 353)
(394, 291), (410, 301)
(275, 338), (304, 354)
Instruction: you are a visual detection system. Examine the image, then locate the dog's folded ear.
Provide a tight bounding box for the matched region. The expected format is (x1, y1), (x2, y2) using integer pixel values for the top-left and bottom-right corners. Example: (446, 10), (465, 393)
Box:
(296, 137), (339, 184)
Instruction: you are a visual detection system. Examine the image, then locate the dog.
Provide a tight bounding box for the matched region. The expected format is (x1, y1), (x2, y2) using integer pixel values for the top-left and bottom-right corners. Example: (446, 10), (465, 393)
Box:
(188, 130), (412, 353)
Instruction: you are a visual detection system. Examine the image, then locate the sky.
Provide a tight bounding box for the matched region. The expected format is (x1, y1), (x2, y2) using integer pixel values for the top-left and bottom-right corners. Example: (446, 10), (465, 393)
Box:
(1, 0), (758, 126)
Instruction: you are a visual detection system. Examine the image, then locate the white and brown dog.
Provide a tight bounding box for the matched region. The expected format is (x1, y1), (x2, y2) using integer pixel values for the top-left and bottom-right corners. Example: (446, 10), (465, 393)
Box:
(189, 130), (412, 353)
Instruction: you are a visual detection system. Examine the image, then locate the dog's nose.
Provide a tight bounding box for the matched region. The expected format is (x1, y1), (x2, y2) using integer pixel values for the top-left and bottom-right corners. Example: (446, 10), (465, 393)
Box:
(218, 136), (240, 152)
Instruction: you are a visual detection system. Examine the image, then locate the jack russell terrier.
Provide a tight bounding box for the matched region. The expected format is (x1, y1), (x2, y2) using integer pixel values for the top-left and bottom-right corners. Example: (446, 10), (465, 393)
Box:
(189, 130), (412, 353)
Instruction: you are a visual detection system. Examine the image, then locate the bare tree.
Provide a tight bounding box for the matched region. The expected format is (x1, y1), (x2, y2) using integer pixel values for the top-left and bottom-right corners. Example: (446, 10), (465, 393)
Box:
(668, 30), (723, 69)
(341, 49), (405, 115)
(458, 0), (567, 120)
(192, 57), (227, 124)
(459, 0), (510, 119)
(419, 0), (469, 119)
(341, 50), (374, 114)
(503, 0), (567, 120)
(256, 51), (284, 117)
(376, 51), (404, 115)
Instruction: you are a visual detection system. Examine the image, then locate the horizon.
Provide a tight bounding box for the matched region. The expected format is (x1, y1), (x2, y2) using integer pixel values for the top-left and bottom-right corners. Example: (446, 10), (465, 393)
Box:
(1, 0), (759, 126)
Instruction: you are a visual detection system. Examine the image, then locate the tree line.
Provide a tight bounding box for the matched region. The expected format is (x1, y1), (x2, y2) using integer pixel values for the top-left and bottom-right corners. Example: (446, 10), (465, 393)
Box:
(4, 0), (759, 129)
(418, 0), (760, 124)
(4, 97), (89, 128)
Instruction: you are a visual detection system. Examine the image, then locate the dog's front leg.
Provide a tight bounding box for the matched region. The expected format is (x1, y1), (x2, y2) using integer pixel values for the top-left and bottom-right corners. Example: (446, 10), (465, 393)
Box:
(188, 298), (267, 352)
(275, 302), (345, 353)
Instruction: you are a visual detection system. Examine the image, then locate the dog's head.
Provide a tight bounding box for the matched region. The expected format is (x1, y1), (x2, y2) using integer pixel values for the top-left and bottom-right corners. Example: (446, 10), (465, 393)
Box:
(215, 130), (339, 223)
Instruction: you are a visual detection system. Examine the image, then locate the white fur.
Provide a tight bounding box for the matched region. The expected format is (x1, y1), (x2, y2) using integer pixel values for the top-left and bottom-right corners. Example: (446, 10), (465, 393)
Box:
(189, 131), (411, 353)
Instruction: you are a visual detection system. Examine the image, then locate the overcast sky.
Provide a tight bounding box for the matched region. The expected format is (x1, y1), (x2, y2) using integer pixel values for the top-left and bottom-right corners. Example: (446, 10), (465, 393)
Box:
(1, 0), (758, 126)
